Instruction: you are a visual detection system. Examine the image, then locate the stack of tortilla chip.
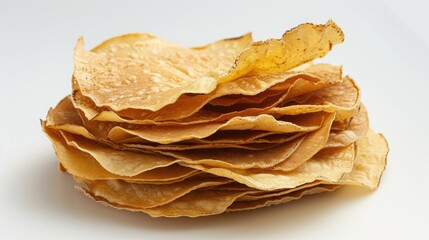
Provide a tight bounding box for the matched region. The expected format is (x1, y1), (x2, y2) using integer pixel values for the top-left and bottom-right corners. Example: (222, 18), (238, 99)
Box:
(42, 20), (388, 218)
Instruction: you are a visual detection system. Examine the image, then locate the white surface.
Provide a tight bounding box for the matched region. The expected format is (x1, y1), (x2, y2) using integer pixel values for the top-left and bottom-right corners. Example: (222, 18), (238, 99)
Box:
(1, 0), (428, 239)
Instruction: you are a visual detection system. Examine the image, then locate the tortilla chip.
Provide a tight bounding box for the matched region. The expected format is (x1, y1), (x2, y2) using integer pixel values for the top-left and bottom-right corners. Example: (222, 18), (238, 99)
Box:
(181, 143), (355, 191)
(76, 177), (231, 209)
(208, 89), (285, 107)
(325, 105), (368, 148)
(218, 20), (344, 83)
(77, 186), (252, 217)
(106, 113), (326, 144)
(76, 181), (338, 217)
(73, 33), (252, 112)
(235, 180), (324, 201)
(339, 129), (388, 189)
(188, 131), (303, 144)
(227, 184), (340, 212)
(43, 124), (198, 182)
(60, 131), (177, 176)
(271, 113), (335, 171)
(122, 142), (283, 151)
(159, 137), (304, 169)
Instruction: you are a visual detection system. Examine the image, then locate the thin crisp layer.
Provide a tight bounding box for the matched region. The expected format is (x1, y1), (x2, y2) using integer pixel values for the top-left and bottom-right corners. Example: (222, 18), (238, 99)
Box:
(339, 129), (388, 189)
(180, 143), (355, 191)
(227, 185), (340, 212)
(76, 176), (232, 209)
(43, 124), (198, 181)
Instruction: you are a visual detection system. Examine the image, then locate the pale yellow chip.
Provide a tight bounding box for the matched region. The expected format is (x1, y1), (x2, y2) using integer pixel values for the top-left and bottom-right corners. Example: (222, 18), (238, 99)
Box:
(181, 143), (355, 191)
(236, 180), (324, 201)
(270, 113), (335, 171)
(218, 20), (344, 83)
(159, 137), (303, 169)
(325, 105), (368, 148)
(339, 129), (388, 189)
(257, 76), (360, 129)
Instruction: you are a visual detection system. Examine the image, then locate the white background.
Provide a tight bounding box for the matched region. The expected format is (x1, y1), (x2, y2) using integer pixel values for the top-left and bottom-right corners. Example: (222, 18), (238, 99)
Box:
(1, 0), (428, 239)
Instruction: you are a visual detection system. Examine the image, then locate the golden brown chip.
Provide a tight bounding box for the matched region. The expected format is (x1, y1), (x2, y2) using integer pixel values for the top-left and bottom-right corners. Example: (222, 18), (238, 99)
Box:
(48, 97), (299, 145)
(43, 124), (198, 182)
(73, 33), (252, 112)
(123, 142), (283, 151)
(46, 108), (330, 172)
(76, 177), (231, 209)
(227, 184), (340, 212)
(77, 186), (252, 217)
(188, 131), (303, 144)
(60, 131), (177, 176)
(121, 132), (304, 151)
(208, 89), (285, 107)
(77, 181), (338, 217)
(49, 96), (326, 144)
(49, 121), (312, 172)
(46, 97), (323, 144)
(156, 113), (333, 171)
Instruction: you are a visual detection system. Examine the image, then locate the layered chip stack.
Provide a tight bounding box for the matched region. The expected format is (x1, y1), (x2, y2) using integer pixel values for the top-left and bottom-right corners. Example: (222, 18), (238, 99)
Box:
(42, 20), (388, 217)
